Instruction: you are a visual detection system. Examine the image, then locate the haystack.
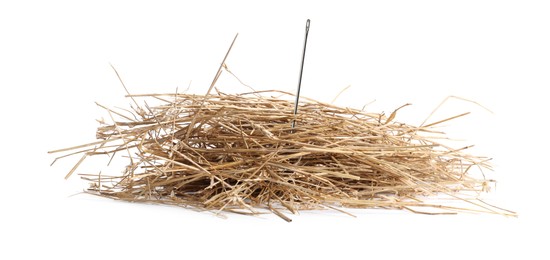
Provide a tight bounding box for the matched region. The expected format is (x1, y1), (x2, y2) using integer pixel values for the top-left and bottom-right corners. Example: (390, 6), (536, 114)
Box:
(49, 87), (514, 221)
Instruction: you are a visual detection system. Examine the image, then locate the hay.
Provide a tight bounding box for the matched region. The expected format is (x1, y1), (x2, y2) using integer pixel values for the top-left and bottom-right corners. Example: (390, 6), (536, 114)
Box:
(50, 88), (515, 221)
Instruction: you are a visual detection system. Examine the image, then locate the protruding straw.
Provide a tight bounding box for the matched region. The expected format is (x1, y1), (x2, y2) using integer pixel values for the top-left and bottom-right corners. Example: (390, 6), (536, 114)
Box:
(292, 19), (310, 128)
(185, 33), (239, 140)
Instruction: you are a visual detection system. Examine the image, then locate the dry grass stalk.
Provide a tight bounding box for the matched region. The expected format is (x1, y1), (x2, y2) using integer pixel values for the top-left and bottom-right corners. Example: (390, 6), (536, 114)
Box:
(50, 89), (515, 221)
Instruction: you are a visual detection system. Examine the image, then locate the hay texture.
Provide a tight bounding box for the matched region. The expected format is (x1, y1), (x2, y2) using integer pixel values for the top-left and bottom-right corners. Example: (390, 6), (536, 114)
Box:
(50, 89), (513, 221)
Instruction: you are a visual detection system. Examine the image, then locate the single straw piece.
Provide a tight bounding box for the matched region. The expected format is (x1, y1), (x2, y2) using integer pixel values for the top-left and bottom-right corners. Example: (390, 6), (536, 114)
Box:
(292, 19), (311, 128)
(185, 33), (239, 140)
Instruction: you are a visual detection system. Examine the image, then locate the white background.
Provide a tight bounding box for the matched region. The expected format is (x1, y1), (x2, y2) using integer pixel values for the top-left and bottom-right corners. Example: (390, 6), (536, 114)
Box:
(1, 0), (548, 259)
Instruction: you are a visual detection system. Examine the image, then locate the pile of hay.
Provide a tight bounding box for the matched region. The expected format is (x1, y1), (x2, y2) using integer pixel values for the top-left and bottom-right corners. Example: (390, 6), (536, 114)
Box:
(50, 89), (513, 221)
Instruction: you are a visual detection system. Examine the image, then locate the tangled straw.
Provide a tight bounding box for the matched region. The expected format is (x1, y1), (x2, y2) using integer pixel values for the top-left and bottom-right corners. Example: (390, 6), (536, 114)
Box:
(50, 89), (514, 221)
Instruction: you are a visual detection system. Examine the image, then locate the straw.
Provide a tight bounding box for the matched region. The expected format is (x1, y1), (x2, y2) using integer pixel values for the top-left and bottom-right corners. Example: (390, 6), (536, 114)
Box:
(50, 89), (515, 221)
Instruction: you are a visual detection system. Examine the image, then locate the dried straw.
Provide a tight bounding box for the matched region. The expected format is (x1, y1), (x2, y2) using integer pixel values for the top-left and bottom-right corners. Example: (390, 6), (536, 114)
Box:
(50, 88), (515, 221)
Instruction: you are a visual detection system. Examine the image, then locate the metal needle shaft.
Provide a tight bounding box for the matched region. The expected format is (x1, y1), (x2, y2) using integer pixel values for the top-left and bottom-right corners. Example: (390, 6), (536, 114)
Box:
(292, 19), (310, 129)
